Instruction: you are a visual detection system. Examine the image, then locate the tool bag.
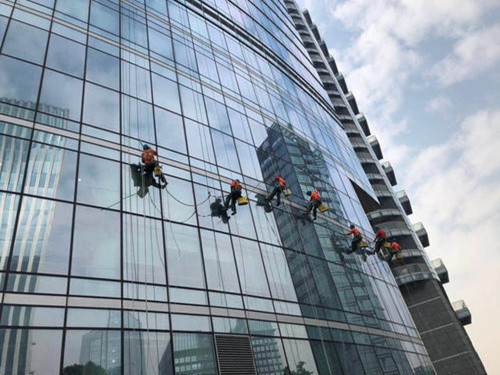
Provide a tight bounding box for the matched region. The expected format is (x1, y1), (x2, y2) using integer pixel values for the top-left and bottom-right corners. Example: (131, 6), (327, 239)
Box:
(319, 204), (328, 213)
(384, 242), (392, 248)
(154, 165), (162, 177)
(284, 188), (292, 197)
(238, 196), (249, 205)
(360, 240), (369, 248)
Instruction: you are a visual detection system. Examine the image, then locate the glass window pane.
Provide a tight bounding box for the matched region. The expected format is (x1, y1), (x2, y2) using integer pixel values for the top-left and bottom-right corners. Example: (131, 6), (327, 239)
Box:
(184, 119), (216, 164)
(121, 95), (155, 142)
(0, 329), (62, 374)
(1, 306), (64, 326)
(123, 215), (166, 284)
(165, 222), (205, 288)
(122, 61), (152, 102)
(155, 107), (187, 153)
(172, 333), (217, 374)
(67, 308), (121, 328)
(201, 230), (240, 293)
(283, 339), (318, 374)
(11, 197), (72, 274)
(63, 330), (121, 373)
(251, 335), (288, 374)
(124, 331), (173, 375)
(171, 314), (211, 332)
(0, 135), (29, 192)
(46, 34), (85, 77)
(260, 243), (297, 302)
(71, 206), (120, 279)
(152, 73), (180, 113)
(77, 154), (120, 207)
(86, 47), (119, 90)
(233, 238), (270, 297)
(56, 0), (89, 22)
(0, 55), (42, 105)
(90, 1), (119, 35)
(39, 69), (83, 121)
(161, 176), (196, 224)
(70, 277), (120, 298)
(212, 317), (248, 334)
(7, 273), (67, 294)
(0, 193), (20, 271)
(83, 82), (120, 131)
(2, 20), (48, 64)
(24, 143), (77, 201)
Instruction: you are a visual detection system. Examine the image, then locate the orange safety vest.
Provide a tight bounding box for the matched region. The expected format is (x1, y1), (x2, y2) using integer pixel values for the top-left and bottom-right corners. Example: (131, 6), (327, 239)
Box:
(348, 228), (361, 237)
(391, 242), (402, 252)
(274, 176), (286, 187)
(142, 149), (157, 164)
(230, 180), (242, 191)
(376, 229), (387, 239)
(310, 190), (320, 201)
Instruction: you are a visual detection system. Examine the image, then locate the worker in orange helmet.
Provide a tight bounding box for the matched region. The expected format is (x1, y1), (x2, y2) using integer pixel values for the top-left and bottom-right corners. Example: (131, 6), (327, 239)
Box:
(373, 226), (387, 255)
(344, 224), (362, 253)
(386, 238), (402, 262)
(266, 176), (286, 206)
(224, 179), (242, 215)
(305, 189), (321, 220)
(142, 144), (167, 187)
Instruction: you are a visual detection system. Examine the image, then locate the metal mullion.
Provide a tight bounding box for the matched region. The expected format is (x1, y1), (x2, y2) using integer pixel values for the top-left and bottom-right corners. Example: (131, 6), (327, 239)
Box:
(58, 0), (91, 371)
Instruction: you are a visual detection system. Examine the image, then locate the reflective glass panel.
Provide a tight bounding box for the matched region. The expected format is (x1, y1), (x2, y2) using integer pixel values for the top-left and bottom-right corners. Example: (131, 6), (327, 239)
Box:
(63, 330), (121, 373)
(46, 34), (85, 77)
(11, 197), (72, 275)
(0, 329), (62, 374)
(2, 20), (48, 64)
(172, 333), (217, 374)
(124, 331), (173, 375)
(39, 69), (83, 121)
(71, 206), (120, 279)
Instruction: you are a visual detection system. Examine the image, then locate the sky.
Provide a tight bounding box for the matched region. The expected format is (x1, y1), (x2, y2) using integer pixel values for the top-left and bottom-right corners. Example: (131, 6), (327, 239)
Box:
(296, 0), (500, 372)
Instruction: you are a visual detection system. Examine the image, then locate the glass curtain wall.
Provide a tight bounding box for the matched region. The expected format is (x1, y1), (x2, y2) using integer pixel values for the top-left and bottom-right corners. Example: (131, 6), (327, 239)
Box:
(0, 0), (433, 374)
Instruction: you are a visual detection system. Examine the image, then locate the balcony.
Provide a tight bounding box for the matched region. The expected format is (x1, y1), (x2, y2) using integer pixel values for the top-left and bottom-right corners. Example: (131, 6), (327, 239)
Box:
(345, 92), (360, 115)
(372, 184), (393, 197)
(392, 263), (437, 286)
(452, 300), (471, 326)
(396, 190), (412, 215)
(327, 56), (339, 74)
(366, 208), (402, 220)
(335, 73), (348, 94)
(355, 113), (371, 136)
(367, 135), (383, 160)
(378, 221), (413, 236)
(350, 139), (368, 150)
(431, 258), (449, 284)
(382, 162), (397, 186)
(412, 222), (430, 247)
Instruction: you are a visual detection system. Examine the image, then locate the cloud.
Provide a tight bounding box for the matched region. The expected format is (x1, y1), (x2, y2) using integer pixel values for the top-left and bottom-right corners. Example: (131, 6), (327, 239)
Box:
(403, 108), (500, 371)
(425, 96), (452, 112)
(428, 24), (500, 86)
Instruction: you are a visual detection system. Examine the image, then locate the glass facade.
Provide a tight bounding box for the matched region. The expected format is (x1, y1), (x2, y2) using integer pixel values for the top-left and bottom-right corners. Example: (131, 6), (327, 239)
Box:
(0, 0), (433, 373)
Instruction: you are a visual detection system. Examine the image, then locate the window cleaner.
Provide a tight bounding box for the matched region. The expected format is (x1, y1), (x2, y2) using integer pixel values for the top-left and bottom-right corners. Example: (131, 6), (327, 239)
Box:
(266, 176), (287, 206)
(385, 238), (402, 262)
(142, 144), (167, 188)
(224, 179), (243, 215)
(373, 226), (387, 255)
(305, 189), (321, 220)
(344, 224), (367, 260)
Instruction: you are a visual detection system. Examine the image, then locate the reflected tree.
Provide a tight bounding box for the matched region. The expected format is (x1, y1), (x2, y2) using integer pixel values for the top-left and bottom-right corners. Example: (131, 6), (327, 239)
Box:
(63, 361), (108, 375)
(291, 361), (314, 375)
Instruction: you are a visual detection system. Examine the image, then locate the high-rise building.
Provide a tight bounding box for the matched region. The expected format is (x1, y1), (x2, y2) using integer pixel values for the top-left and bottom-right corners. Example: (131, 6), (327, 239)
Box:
(287, 3), (486, 374)
(0, 0), (444, 373)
